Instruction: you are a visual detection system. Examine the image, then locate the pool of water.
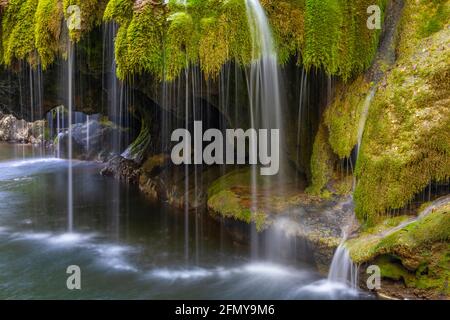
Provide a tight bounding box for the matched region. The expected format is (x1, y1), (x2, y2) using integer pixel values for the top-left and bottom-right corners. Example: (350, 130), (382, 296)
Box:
(0, 142), (372, 299)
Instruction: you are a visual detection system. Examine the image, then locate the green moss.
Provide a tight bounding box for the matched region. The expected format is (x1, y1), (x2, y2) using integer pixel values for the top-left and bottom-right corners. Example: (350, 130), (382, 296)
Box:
(303, 0), (385, 80)
(35, 0), (63, 69)
(1, 0), (39, 66)
(208, 190), (252, 223)
(398, 0), (450, 57)
(123, 116), (151, 163)
(347, 203), (450, 264)
(260, 0), (304, 64)
(324, 76), (371, 158)
(354, 24), (450, 223)
(347, 204), (450, 297)
(63, 0), (107, 42)
(306, 124), (334, 196)
(103, 0), (133, 25)
(0, 0), (388, 79)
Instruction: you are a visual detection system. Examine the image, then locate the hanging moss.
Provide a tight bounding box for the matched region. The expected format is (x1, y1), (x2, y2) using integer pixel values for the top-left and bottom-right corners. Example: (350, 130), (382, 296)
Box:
(260, 0), (305, 64)
(198, 0), (252, 79)
(119, 3), (166, 80)
(103, 0), (133, 25)
(165, 11), (196, 80)
(63, 0), (107, 42)
(35, 0), (63, 69)
(303, 0), (385, 80)
(354, 22), (450, 223)
(1, 0), (39, 66)
(303, 0), (342, 75)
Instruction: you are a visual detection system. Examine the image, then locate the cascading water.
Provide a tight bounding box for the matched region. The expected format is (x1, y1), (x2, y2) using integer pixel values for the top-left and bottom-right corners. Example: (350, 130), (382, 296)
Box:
(103, 22), (126, 238)
(67, 42), (74, 233)
(355, 88), (376, 161)
(245, 0), (285, 259)
(327, 242), (359, 289)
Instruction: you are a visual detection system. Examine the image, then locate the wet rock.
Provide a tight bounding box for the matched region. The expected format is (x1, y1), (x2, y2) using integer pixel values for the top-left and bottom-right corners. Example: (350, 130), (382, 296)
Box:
(138, 154), (225, 210)
(56, 119), (127, 161)
(205, 168), (356, 272)
(100, 155), (141, 184)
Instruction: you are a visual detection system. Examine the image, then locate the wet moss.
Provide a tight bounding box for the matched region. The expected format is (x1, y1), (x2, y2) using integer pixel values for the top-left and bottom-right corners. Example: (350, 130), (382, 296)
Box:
(0, 0), (387, 80)
(63, 0), (107, 42)
(303, 0), (386, 80)
(347, 203), (450, 263)
(348, 204), (450, 297)
(1, 0), (39, 65)
(354, 23), (450, 223)
(306, 124), (334, 196)
(35, 0), (64, 69)
(324, 76), (371, 159)
(260, 0), (305, 64)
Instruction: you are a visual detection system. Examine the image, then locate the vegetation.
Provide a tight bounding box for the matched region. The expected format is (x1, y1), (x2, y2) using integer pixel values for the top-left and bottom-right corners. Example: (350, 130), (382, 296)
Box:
(347, 204), (450, 296)
(354, 12), (450, 224)
(0, 0), (386, 81)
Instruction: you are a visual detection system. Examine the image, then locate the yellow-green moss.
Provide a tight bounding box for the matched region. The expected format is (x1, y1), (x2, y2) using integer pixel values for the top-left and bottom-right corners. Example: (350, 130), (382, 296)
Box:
(35, 0), (63, 69)
(347, 204), (450, 296)
(324, 76), (371, 158)
(63, 0), (107, 42)
(397, 0), (450, 57)
(354, 23), (450, 223)
(1, 0), (38, 65)
(260, 0), (304, 64)
(0, 0), (387, 80)
(306, 124), (334, 196)
(303, 0), (386, 80)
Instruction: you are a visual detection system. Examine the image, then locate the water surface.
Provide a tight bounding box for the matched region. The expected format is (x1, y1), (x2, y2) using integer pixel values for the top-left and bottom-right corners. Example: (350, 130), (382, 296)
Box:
(0, 142), (370, 299)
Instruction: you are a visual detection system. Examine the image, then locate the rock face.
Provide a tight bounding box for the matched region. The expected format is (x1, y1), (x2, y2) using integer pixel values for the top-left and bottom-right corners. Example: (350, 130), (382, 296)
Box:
(0, 113), (47, 144)
(56, 119), (128, 161)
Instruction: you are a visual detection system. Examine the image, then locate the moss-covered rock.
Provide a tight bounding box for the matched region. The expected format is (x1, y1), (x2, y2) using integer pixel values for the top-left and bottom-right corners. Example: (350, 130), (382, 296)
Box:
(207, 167), (331, 231)
(324, 76), (371, 159)
(347, 201), (450, 298)
(354, 16), (450, 223)
(306, 124), (335, 196)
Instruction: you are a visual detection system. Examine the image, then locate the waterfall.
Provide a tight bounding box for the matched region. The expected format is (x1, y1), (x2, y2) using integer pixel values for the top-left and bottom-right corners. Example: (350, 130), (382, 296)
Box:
(327, 242), (359, 289)
(103, 23), (123, 155)
(245, 0), (284, 259)
(56, 107), (61, 158)
(67, 43), (74, 233)
(352, 87), (376, 190)
(86, 115), (90, 152)
(355, 88), (376, 160)
(103, 22), (124, 239)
